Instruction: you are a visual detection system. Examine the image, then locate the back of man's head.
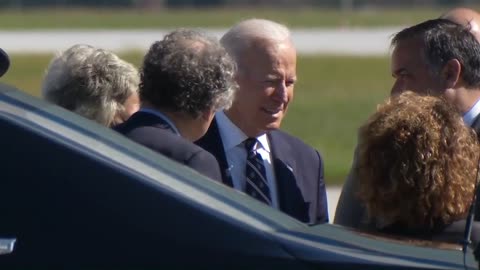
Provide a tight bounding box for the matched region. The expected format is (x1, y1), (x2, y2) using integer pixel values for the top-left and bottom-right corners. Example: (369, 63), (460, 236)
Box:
(440, 7), (480, 42)
(392, 18), (480, 89)
(140, 29), (236, 118)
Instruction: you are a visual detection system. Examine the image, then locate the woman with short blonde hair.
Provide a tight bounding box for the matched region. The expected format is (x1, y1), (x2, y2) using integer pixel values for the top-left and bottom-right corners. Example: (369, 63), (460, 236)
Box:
(42, 44), (140, 127)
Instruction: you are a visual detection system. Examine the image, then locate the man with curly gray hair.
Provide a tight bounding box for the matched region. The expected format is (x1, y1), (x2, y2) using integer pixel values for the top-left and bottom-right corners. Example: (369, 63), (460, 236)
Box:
(116, 29), (236, 182)
(42, 44), (140, 127)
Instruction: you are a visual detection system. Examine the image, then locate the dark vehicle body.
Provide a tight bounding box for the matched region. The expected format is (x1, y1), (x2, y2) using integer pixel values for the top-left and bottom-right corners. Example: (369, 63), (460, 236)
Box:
(0, 83), (477, 269)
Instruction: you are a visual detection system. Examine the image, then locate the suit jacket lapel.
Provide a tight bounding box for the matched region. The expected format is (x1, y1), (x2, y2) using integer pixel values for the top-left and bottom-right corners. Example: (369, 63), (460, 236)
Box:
(471, 114), (480, 140)
(469, 114), (480, 221)
(268, 131), (309, 222)
(196, 118), (234, 187)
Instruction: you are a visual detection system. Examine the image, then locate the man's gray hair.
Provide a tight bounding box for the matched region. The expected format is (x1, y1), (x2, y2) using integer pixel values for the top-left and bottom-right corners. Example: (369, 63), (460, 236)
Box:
(42, 44), (140, 126)
(220, 19), (292, 68)
(140, 29), (236, 117)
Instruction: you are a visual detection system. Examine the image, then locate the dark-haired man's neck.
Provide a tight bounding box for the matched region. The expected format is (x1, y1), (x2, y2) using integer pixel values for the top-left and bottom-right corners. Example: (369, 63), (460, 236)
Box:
(448, 86), (480, 115)
(141, 102), (204, 142)
(165, 112), (206, 142)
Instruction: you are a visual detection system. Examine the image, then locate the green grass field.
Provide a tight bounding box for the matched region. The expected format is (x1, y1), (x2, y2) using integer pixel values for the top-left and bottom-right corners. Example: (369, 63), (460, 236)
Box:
(2, 52), (391, 185)
(0, 8), (454, 29)
(1, 7), (433, 184)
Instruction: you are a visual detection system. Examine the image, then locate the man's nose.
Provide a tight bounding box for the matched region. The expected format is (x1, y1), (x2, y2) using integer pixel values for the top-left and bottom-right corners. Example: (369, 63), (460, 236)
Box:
(273, 82), (288, 102)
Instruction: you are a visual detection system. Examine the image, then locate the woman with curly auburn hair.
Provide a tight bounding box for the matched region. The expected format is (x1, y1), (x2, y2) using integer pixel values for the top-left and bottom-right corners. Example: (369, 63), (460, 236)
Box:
(356, 91), (480, 239)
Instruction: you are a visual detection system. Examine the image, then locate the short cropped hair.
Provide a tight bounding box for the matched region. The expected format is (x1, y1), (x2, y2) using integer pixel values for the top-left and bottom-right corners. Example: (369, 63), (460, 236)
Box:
(220, 18), (291, 71)
(140, 29), (236, 118)
(357, 91), (479, 232)
(42, 44), (139, 127)
(391, 18), (480, 88)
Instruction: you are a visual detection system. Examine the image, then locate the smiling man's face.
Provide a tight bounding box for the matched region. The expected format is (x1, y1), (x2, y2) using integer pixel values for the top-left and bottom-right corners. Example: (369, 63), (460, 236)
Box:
(225, 39), (297, 137)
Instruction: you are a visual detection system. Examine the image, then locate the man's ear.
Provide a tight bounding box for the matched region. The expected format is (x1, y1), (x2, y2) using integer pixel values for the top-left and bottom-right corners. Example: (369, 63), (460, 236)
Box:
(443, 87), (456, 104)
(200, 108), (215, 121)
(442, 59), (462, 88)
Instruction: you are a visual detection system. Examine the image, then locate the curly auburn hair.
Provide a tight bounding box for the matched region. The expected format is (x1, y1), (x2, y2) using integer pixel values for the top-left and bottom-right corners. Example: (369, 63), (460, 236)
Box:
(356, 91), (479, 232)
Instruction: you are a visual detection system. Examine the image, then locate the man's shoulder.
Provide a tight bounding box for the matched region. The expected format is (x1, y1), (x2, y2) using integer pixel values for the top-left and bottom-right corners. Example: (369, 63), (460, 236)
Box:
(117, 121), (173, 142)
(195, 118), (222, 148)
(115, 117), (196, 154)
(269, 129), (323, 166)
(270, 129), (316, 151)
(114, 112), (153, 134)
(117, 119), (220, 179)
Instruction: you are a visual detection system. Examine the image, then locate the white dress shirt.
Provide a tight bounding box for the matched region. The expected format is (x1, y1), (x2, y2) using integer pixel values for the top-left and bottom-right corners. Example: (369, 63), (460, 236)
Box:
(463, 98), (480, 127)
(215, 111), (279, 208)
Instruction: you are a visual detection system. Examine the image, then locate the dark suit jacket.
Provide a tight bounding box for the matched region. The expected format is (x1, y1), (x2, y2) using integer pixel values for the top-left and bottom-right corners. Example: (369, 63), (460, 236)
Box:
(115, 111), (222, 182)
(371, 219), (480, 247)
(334, 147), (365, 228)
(437, 220), (480, 248)
(195, 118), (328, 224)
(470, 115), (480, 221)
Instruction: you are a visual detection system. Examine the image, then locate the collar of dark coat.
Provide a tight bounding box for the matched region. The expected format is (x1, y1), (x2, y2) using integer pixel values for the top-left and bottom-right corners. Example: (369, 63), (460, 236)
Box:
(124, 111), (177, 134)
(471, 114), (480, 139)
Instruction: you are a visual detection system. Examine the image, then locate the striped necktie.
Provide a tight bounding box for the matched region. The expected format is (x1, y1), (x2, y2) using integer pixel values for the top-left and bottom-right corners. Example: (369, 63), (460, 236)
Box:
(244, 138), (271, 205)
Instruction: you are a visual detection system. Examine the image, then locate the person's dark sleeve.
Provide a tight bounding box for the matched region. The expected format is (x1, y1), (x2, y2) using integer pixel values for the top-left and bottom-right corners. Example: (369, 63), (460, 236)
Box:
(315, 150), (329, 224)
(334, 147), (367, 228)
(186, 150), (222, 183)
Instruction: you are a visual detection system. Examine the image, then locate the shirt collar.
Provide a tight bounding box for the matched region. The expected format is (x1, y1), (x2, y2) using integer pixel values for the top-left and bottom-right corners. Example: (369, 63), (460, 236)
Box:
(256, 134), (271, 153)
(138, 108), (181, 135)
(215, 111), (270, 153)
(463, 98), (480, 127)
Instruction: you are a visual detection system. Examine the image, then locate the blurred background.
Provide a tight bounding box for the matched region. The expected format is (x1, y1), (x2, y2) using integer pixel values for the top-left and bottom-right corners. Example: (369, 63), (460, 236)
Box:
(0, 0), (475, 9)
(0, 0), (476, 189)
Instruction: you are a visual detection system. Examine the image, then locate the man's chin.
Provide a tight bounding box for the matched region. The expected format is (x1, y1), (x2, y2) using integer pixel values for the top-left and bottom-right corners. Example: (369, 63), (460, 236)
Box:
(250, 119), (283, 136)
(264, 121), (283, 131)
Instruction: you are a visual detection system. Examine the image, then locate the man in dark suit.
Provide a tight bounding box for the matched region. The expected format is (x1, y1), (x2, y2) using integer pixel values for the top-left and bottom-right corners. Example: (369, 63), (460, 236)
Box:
(116, 29), (236, 182)
(196, 19), (328, 224)
(335, 16), (480, 229)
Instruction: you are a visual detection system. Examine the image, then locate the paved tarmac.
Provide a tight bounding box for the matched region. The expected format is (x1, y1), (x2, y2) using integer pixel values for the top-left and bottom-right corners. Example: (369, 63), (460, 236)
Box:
(0, 27), (402, 55)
